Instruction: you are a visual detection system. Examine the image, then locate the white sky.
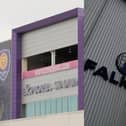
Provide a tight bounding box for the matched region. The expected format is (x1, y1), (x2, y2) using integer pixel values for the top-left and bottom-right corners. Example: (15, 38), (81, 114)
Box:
(0, 0), (83, 42)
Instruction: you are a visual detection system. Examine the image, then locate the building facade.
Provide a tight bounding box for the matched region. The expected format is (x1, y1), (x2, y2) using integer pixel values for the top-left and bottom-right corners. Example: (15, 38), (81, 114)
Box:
(0, 8), (84, 125)
(11, 8), (84, 119)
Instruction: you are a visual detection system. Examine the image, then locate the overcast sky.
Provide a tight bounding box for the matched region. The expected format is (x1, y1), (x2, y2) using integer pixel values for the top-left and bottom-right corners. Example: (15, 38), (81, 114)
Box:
(0, 0), (83, 42)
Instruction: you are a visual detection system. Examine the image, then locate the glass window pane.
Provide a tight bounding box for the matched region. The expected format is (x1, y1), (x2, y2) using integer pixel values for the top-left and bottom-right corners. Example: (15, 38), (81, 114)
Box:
(62, 97), (68, 112)
(22, 104), (26, 117)
(26, 103), (35, 117)
(68, 95), (78, 112)
(35, 101), (41, 116)
(51, 98), (57, 114)
(45, 99), (51, 115)
(40, 101), (46, 116)
(55, 45), (78, 64)
(56, 98), (62, 113)
(27, 52), (51, 70)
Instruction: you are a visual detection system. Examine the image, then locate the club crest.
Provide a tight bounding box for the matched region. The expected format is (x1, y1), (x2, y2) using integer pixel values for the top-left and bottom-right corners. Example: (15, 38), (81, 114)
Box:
(0, 49), (10, 81)
(116, 52), (126, 76)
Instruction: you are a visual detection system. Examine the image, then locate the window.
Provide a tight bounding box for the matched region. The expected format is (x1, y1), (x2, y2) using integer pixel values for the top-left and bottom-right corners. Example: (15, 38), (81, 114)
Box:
(27, 52), (51, 70)
(55, 45), (78, 64)
(24, 95), (78, 117)
(21, 104), (26, 118)
(25, 45), (78, 71)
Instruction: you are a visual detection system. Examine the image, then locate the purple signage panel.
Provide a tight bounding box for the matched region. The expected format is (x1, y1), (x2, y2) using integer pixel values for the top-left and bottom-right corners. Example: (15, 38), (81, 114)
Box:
(12, 8), (84, 118)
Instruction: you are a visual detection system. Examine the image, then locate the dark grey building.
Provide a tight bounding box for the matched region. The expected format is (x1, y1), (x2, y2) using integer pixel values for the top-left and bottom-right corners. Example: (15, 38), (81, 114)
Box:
(0, 40), (12, 120)
(85, 0), (126, 126)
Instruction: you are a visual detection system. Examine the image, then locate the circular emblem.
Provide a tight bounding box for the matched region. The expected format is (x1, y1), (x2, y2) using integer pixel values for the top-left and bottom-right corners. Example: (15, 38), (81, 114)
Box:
(0, 53), (8, 71)
(116, 52), (126, 76)
(0, 49), (10, 81)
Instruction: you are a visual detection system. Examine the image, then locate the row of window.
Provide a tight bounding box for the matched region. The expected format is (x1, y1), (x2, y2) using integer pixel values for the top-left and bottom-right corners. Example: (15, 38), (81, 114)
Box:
(23, 95), (78, 117)
(27, 45), (78, 70)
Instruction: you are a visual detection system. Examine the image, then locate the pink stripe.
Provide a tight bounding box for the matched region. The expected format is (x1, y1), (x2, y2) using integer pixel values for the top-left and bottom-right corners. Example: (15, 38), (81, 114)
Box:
(23, 60), (78, 79)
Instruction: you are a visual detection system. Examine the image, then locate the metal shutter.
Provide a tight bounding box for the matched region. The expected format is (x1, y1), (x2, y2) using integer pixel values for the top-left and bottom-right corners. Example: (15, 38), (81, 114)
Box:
(22, 18), (77, 58)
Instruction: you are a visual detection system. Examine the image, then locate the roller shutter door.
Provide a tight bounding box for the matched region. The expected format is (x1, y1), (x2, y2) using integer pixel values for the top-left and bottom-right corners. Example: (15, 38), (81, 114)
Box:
(22, 18), (77, 58)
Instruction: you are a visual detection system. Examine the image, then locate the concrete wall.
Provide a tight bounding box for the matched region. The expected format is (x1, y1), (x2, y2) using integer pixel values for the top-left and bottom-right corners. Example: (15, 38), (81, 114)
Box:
(0, 111), (84, 126)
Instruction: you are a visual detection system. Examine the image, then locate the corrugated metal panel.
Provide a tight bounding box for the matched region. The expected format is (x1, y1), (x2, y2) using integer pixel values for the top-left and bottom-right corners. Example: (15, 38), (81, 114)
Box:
(22, 18), (77, 58)
(85, 0), (108, 43)
(85, 0), (126, 126)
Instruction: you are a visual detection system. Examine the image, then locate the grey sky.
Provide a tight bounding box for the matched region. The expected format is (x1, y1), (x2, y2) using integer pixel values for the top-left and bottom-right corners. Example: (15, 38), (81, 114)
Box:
(0, 0), (83, 42)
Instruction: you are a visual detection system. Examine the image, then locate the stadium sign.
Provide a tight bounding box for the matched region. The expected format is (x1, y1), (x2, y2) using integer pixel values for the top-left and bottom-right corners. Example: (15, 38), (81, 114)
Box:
(84, 53), (126, 90)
